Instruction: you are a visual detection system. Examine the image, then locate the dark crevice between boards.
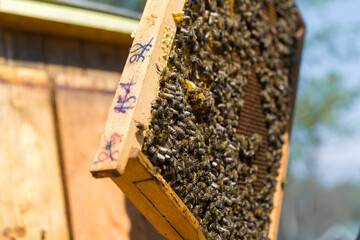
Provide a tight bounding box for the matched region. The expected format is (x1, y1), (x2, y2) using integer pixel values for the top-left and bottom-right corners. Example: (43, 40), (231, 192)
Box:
(134, 184), (186, 240)
(48, 75), (74, 240)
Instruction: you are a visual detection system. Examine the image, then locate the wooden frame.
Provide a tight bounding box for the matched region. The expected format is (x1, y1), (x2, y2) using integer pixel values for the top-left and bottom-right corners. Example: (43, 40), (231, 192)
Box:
(89, 0), (202, 238)
(112, 149), (205, 239)
(268, 14), (305, 239)
(90, 0), (305, 239)
(90, 0), (185, 177)
(0, 29), (142, 239)
(0, 66), (70, 239)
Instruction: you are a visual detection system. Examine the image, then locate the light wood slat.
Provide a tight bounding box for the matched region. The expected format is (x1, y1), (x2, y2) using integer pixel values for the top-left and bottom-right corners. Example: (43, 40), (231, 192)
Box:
(0, 65), (47, 86)
(0, 66), (69, 240)
(54, 88), (132, 240)
(45, 37), (132, 239)
(268, 133), (290, 240)
(111, 150), (206, 240)
(268, 14), (305, 240)
(90, 0), (186, 176)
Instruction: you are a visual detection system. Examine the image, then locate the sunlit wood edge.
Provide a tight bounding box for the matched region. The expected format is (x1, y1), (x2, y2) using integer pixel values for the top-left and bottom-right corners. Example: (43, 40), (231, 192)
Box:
(268, 13), (305, 240)
(0, 0), (138, 45)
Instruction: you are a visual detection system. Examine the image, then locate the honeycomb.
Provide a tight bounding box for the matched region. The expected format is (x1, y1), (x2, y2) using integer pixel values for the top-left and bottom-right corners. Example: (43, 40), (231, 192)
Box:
(142, 0), (299, 238)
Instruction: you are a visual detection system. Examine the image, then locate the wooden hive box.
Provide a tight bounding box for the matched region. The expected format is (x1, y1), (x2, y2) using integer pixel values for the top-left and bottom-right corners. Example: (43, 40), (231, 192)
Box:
(90, 1), (305, 239)
(0, 27), (153, 239)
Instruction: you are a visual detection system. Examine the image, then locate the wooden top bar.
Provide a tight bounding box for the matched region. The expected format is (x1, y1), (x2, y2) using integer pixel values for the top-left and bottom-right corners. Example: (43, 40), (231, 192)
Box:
(90, 0), (185, 177)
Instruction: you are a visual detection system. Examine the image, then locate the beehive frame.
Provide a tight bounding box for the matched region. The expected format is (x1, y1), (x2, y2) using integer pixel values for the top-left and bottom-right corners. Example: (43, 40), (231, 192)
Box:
(90, 0), (305, 239)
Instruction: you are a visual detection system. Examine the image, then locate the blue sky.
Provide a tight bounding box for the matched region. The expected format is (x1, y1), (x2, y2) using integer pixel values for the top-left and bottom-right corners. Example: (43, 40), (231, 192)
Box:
(291, 0), (360, 189)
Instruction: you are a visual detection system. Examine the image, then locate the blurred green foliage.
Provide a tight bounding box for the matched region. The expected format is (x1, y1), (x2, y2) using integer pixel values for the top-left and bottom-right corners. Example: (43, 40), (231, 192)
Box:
(303, 0), (335, 6)
(290, 72), (360, 161)
(296, 73), (350, 129)
(280, 0), (360, 238)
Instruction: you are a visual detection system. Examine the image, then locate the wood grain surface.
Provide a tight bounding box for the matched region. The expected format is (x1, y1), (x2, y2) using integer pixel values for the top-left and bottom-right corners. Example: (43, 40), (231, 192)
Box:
(0, 67), (69, 240)
(112, 150), (206, 240)
(54, 88), (131, 240)
(47, 38), (132, 240)
(91, 0), (186, 176)
(268, 14), (305, 240)
(0, 30), (158, 240)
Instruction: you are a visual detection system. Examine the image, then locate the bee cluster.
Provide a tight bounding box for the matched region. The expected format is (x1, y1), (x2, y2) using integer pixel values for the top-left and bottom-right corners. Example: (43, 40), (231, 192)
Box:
(143, 0), (298, 239)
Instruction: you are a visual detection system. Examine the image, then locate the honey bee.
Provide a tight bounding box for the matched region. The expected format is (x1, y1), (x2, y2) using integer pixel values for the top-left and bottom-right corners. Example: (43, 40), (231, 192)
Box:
(147, 146), (157, 156)
(158, 146), (172, 155)
(135, 121), (145, 133)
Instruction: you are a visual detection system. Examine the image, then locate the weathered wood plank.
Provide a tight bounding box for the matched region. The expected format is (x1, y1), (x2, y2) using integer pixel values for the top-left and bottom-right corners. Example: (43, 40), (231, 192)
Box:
(0, 66), (69, 240)
(91, 0), (186, 176)
(54, 85), (132, 240)
(45, 36), (132, 239)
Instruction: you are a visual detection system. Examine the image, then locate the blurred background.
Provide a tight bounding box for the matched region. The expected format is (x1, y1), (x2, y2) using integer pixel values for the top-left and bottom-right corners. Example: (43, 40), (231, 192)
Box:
(279, 0), (360, 239)
(0, 0), (359, 239)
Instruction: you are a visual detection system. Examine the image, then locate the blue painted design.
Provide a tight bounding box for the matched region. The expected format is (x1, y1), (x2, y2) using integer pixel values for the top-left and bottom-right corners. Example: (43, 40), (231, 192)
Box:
(129, 37), (154, 63)
(114, 77), (137, 114)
